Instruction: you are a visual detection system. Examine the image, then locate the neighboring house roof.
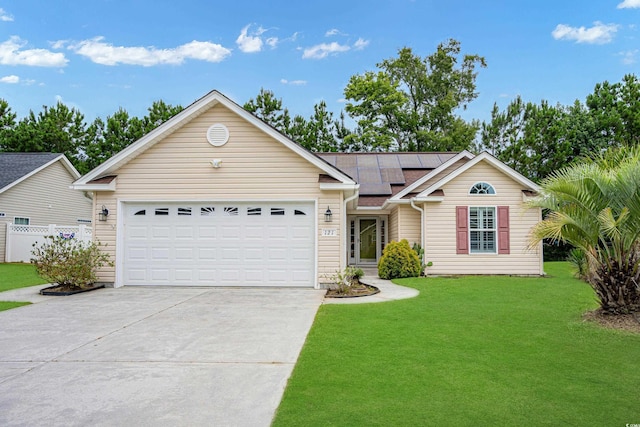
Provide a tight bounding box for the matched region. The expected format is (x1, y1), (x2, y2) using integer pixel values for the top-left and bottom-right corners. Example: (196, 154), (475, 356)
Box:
(0, 153), (80, 194)
(72, 90), (357, 190)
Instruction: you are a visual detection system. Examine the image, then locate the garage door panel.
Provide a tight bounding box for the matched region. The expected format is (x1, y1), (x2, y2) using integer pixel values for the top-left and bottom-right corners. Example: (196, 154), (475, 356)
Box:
(123, 202), (315, 287)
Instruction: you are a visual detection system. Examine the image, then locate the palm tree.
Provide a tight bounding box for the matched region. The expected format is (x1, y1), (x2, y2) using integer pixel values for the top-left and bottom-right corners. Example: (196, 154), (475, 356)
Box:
(528, 146), (640, 314)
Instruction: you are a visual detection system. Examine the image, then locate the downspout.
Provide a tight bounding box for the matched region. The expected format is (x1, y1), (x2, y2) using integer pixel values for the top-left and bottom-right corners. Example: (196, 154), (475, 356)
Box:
(342, 189), (360, 269)
(410, 198), (425, 265)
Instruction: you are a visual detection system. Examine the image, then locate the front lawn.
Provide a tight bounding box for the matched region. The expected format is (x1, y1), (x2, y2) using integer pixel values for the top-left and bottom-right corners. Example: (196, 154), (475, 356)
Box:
(0, 263), (47, 292)
(273, 262), (640, 426)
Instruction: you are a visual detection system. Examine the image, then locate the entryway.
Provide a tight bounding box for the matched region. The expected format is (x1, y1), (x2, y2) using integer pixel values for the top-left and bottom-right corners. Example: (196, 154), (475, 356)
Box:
(348, 216), (387, 266)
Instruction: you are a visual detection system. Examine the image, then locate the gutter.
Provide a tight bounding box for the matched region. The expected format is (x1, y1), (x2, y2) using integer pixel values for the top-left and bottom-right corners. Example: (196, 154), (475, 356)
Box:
(342, 189), (360, 269)
(410, 198), (425, 264)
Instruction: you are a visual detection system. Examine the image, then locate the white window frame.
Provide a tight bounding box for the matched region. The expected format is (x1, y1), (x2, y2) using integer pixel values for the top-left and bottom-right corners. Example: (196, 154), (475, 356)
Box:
(469, 182), (497, 195)
(14, 217), (30, 225)
(469, 206), (496, 254)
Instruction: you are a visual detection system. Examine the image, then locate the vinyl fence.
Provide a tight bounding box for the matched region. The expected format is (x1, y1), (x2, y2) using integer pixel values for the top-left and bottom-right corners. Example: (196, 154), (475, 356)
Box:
(4, 223), (93, 263)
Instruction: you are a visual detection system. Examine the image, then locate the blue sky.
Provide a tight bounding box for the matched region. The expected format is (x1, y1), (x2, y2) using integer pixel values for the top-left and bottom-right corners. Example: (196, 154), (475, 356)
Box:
(0, 0), (639, 126)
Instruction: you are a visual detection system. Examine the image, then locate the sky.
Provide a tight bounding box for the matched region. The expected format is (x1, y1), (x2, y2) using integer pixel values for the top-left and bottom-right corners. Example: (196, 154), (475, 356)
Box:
(0, 0), (639, 126)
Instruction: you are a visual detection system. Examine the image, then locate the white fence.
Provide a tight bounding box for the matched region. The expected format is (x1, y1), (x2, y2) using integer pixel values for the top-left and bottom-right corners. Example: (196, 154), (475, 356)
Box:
(4, 223), (93, 263)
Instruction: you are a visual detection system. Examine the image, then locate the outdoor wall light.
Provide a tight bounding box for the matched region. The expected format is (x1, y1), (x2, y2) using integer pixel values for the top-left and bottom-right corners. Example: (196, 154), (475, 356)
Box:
(324, 206), (333, 223)
(211, 159), (223, 168)
(99, 205), (109, 221)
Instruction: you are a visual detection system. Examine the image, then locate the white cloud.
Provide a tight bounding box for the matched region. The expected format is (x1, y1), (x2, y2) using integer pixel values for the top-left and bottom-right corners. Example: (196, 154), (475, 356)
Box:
(325, 28), (341, 37)
(0, 36), (68, 67)
(620, 49), (639, 64)
(0, 8), (13, 22)
(551, 21), (619, 44)
(68, 37), (231, 66)
(353, 38), (369, 50)
(302, 42), (350, 59)
(266, 37), (279, 48)
(280, 78), (307, 86)
(236, 24), (266, 53)
(0, 74), (19, 84)
(618, 0), (640, 8)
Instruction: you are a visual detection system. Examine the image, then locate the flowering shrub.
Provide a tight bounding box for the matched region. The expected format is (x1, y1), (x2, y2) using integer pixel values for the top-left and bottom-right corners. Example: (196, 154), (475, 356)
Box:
(31, 235), (113, 289)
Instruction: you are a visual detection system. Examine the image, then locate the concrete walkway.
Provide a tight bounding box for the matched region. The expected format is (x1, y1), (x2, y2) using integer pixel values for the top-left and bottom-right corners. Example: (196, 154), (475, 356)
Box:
(0, 286), (325, 427)
(323, 270), (419, 304)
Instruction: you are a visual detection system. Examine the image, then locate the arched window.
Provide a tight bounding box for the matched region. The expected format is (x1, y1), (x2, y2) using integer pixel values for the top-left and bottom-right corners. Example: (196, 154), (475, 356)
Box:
(469, 182), (496, 195)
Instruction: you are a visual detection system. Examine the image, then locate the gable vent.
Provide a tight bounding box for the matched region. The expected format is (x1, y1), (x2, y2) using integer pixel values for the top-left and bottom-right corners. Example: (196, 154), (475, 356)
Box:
(207, 123), (229, 146)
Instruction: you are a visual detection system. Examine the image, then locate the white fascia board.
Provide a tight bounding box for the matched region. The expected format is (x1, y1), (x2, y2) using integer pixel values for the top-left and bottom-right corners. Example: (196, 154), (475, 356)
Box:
(416, 152), (540, 197)
(413, 196), (444, 202)
(1, 154), (79, 195)
(70, 181), (116, 192)
(390, 150), (475, 201)
(319, 183), (359, 191)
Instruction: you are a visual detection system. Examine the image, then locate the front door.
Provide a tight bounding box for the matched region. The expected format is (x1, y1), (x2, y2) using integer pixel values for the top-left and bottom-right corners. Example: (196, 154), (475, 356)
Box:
(358, 218), (378, 264)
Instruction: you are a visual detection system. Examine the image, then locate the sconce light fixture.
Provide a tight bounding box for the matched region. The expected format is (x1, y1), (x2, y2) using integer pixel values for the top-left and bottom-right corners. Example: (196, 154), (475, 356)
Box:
(211, 159), (223, 168)
(324, 206), (333, 223)
(99, 205), (109, 221)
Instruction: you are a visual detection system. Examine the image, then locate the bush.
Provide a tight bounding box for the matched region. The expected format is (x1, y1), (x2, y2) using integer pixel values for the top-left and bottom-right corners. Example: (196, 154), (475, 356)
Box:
(329, 266), (365, 294)
(31, 235), (113, 289)
(378, 239), (422, 279)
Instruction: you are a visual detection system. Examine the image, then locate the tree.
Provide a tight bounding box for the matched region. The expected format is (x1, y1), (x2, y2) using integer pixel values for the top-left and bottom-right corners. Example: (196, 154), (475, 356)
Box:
(528, 146), (640, 314)
(0, 99), (17, 150)
(142, 100), (183, 133)
(84, 108), (144, 171)
(586, 73), (640, 147)
(3, 102), (88, 171)
(344, 40), (486, 152)
(243, 88), (291, 133)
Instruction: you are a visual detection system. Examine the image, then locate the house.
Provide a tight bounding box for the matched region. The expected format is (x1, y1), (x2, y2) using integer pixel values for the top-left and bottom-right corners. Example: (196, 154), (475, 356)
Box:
(71, 90), (543, 288)
(0, 153), (93, 262)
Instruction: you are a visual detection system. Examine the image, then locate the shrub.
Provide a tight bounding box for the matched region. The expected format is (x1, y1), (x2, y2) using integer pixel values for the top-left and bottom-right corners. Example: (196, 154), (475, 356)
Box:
(330, 266), (365, 294)
(31, 235), (113, 289)
(378, 239), (422, 279)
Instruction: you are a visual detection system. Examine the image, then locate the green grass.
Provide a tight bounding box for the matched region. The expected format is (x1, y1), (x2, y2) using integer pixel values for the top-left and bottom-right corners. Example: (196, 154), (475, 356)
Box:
(273, 262), (640, 426)
(0, 263), (45, 311)
(0, 263), (47, 292)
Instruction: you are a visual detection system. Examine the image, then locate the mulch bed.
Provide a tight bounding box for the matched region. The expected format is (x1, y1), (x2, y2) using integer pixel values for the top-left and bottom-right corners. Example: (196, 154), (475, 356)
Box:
(325, 283), (380, 298)
(583, 309), (640, 334)
(40, 283), (105, 296)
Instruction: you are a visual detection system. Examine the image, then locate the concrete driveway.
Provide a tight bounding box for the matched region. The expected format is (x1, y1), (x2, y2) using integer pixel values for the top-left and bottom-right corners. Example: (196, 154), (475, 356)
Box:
(0, 286), (325, 427)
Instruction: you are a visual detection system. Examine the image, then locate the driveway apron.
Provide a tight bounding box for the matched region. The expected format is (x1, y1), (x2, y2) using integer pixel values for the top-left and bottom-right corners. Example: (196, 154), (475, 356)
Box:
(0, 287), (325, 427)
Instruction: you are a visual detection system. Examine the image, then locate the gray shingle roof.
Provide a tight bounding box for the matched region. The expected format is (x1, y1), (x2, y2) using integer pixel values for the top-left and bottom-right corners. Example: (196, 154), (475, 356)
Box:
(0, 153), (61, 190)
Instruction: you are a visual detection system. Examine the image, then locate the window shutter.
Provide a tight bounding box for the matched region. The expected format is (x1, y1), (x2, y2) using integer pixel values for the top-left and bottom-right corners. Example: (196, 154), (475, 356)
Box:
(456, 206), (469, 254)
(498, 206), (510, 254)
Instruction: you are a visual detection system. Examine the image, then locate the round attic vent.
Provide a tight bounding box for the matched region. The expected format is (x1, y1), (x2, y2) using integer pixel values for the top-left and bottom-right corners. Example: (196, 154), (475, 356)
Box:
(206, 123), (229, 146)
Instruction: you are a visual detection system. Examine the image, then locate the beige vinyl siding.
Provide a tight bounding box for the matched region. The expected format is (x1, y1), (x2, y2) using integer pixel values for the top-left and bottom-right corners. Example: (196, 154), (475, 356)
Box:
(395, 204), (421, 247)
(0, 161), (92, 261)
(424, 161), (542, 275)
(413, 158), (470, 194)
(93, 104), (342, 284)
(389, 207), (399, 243)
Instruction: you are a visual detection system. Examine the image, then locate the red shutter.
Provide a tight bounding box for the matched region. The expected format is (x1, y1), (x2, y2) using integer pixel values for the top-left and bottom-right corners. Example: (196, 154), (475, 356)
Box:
(456, 206), (469, 254)
(498, 206), (510, 254)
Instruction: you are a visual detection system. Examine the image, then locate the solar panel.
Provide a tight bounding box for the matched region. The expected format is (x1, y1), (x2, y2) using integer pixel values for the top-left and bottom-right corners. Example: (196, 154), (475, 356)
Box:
(359, 183), (392, 195)
(357, 168), (383, 183)
(356, 155), (379, 167)
(381, 168), (405, 184)
(397, 154), (422, 168)
(418, 154), (443, 168)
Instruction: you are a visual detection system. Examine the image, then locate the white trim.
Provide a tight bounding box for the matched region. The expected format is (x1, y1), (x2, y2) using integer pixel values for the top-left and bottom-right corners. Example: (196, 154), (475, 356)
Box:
(416, 152), (540, 198)
(73, 90), (356, 187)
(1, 154), (80, 195)
(390, 151), (475, 201)
(71, 179), (117, 192)
(115, 199), (124, 288)
(319, 183), (359, 191)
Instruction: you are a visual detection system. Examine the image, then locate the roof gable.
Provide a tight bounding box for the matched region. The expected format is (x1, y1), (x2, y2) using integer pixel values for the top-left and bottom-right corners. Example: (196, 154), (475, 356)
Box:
(0, 153), (80, 194)
(414, 151), (540, 199)
(74, 90), (355, 188)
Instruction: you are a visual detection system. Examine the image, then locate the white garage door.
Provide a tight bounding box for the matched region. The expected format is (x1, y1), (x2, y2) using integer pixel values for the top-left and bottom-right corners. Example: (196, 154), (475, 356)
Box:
(122, 202), (315, 287)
